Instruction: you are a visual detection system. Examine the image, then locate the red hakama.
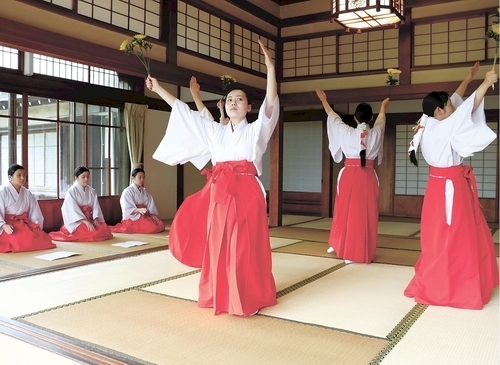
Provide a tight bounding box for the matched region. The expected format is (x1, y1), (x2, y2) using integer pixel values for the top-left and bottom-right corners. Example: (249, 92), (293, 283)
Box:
(111, 214), (165, 234)
(0, 212), (56, 252)
(405, 165), (499, 309)
(328, 158), (379, 263)
(49, 205), (113, 242)
(169, 161), (277, 316)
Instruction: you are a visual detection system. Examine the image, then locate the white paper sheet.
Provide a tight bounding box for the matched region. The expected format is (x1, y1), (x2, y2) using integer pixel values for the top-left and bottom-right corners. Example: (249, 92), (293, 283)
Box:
(111, 241), (150, 248)
(35, 251), (81, 261)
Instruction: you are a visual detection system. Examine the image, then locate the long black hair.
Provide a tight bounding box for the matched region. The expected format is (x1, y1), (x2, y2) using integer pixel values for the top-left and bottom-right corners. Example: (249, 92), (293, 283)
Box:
(354, 103), (373, 167)
(409, 91), (449, 167)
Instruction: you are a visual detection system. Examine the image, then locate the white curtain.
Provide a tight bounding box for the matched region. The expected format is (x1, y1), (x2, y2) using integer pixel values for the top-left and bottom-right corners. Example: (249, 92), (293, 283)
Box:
(124, 102), (148, 170)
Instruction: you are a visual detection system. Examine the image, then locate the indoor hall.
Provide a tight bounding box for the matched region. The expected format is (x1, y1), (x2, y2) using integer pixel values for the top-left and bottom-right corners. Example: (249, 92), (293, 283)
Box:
(0, 0), (498, 364)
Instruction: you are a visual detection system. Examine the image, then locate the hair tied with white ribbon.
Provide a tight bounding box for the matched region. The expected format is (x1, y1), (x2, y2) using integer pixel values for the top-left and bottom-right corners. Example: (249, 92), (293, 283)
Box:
(359, 122), (368, 152)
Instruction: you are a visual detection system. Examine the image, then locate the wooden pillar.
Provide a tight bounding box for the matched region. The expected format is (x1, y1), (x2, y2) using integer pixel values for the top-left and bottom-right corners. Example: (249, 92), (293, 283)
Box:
(268, 107), (284, 227)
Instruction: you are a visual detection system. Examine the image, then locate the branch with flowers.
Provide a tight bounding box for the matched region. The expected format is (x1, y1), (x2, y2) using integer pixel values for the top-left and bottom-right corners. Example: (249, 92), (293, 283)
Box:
(220, 75), (236, 91)
(386, 68), (402, 86)
(120, 34), (153, 75)
(485, 9), (500, 89)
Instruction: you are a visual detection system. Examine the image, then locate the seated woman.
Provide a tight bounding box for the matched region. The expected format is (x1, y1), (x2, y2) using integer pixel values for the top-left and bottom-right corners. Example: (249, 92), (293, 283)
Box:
(111, 168), (165, 234)
(49, 166), (113, 242)
(0, 164), (56, 252)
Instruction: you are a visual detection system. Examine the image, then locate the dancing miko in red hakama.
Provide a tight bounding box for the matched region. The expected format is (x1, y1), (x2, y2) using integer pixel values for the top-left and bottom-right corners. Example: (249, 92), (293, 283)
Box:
(149, 39), (278, 316)
(49, 166), (113, 242)
(111, 168), (165, 234)
(0, 164), (56, 253)
(405, 63), (499, 309)
(316, 89), (390, 264)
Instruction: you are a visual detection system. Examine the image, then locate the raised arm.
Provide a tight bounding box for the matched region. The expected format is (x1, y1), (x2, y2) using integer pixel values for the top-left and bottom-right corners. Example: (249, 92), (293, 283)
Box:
(455, 61), (480, 98)
(258, 39), (277, 117)
(473, 69), (498, 112)
(315, 89), (334, 115)
(146, 75), (176, 106)
(379, 98), (390, 114)
(189, 76), (207, 112)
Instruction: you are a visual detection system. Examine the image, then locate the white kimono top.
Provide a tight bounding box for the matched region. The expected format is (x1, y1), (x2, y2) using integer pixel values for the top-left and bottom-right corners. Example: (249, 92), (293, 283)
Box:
(153, 96), (280, 175)
(120, 184), (159, 220)
(0, 184), (44, 233)
(62, 181), (105, 233)
(420, 92), (496, 224)
(326, 111), (386, 164)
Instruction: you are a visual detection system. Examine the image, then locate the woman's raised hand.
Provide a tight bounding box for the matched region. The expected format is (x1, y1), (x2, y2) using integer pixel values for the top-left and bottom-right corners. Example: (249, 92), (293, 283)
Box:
(146, 75), (159, 93)
(190, 76), (201, 97)
(258, 39), (274, 69)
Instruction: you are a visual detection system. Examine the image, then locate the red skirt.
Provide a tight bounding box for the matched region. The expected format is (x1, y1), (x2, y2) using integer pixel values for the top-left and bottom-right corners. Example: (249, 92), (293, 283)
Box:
(111, 215), (165, 234)
(169, 160), (277, 316)
(328, 158), (379, 263)
(0, 212), (56, 253)
(49, 205), (113, 242)
(405, 165), (499, 309)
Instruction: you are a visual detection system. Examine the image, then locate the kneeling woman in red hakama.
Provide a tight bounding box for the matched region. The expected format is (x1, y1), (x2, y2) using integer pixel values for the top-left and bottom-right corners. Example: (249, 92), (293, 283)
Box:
(49, 166), (112, 242)
(148, 39), (278, 316)
(0, 164), (55, 253)
(111, 168), (165, 234)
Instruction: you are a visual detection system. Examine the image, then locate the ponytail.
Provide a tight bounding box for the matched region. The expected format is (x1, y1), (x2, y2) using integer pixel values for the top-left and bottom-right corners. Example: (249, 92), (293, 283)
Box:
(360, 149), (366, 167)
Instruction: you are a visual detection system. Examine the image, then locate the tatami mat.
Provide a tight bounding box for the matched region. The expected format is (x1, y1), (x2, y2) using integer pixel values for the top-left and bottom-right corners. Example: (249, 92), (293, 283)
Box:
(376, 221), (421, 237)
(112, 230), (169, 242)
(0, 251), (193, 318)
(270, 236), (302, 249)
(380, 288), (499, 365)
(144, 252), (341, 302)
(0, 332), (81, 365)
(260, 263), (417, 338)
(22, 290), (388, 365)
(280, 215), (322, 226)
(290, 217), (332, 230)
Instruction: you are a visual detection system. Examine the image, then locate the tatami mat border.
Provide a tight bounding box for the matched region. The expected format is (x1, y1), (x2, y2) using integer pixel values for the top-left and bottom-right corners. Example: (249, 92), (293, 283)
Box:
(369, 303), (428, 365)
(13, 269), (200, 320)
(276, 262), (347, 298)
(13, 317), (154, 365)
(0, 246), (168, 283)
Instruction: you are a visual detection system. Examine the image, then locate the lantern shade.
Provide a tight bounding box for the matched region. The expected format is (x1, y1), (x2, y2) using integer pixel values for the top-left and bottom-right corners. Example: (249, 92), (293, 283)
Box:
(332, 0), (404, 30)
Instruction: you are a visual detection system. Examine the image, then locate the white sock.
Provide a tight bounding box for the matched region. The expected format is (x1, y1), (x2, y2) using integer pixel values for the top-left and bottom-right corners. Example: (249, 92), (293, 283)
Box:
(326, 247), (335, 253)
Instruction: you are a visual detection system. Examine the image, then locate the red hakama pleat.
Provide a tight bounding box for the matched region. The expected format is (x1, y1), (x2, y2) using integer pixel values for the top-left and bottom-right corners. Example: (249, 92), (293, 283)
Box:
(169, 161), (277, 316)
(328, 158), (379, 263)
(49, 205), (113, 242)
(111, 216), (166, 234)
(0, 212), (56, 253)
(405, 165), (499, 309)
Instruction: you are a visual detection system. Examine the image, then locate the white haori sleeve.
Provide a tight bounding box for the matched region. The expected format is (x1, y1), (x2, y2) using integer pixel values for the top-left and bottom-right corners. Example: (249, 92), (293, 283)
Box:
(90, 188), (105, 222)
(251, 96), (280, 175)
(144, 189), (160, 216)
(371, 113), (386, 165)
(25, 188), (44, 228)
(153, 99), (219, 170)
(449, 91), (497, 158)
(326, 111), (348, 163)
(61, 186), (88, 233)
(120, 185), (139, 220)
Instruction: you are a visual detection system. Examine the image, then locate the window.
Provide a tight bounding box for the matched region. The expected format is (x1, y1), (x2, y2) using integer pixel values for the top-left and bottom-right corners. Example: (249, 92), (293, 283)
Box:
(0, 46), (19, 70)
(0, 93), (129, 199)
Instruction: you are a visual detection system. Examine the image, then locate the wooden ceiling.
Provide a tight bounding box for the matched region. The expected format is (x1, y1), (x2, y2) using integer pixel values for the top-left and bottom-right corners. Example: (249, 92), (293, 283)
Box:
(271, 0), (457, 7)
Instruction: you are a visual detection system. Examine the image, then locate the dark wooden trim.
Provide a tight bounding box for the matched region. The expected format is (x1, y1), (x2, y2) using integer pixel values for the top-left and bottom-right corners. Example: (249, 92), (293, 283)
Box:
(226, 0), (279, 26)
(0, 315), (141, 365)
(281, 191), (322, 216)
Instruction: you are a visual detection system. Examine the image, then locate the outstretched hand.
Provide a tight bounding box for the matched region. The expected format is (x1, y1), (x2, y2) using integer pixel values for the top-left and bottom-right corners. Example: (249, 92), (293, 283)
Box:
(315, 88), (327, 102)
(465, 61), (480, 83)
(381, 98), (390, 108)
(146, 75), (159, 93)
(190, 76), (201, 97)
(258, 39), (274, 69)
(484, 68), (498, 87)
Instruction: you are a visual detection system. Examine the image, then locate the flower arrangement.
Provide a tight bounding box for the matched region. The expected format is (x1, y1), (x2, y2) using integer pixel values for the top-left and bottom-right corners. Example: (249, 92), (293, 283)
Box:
(220, 75), (236, 91)
(386, 68), (402, 86)
(485, 9), (499, 89)
(120, 34), (153, 75)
